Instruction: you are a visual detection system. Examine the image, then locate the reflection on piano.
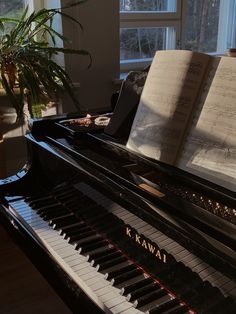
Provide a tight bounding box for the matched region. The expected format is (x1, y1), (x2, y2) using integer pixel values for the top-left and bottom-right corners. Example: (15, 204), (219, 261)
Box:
(0, 112), (236, 314)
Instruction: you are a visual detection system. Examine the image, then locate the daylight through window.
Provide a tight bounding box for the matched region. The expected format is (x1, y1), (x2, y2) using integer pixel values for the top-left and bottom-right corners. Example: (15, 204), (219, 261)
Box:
(120, 0), (181, 71)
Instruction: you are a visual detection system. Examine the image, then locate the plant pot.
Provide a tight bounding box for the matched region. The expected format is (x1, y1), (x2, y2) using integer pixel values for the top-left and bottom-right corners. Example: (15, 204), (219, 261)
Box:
(0, 103), (20, 135)
(0, 98), (28, 179)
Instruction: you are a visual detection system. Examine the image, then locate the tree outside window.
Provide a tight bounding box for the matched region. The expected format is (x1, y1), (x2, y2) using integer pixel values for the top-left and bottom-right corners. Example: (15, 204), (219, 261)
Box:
(120, 0), (170, 12)
(0, 0), (25, 18)
(183, 0), (220, 53)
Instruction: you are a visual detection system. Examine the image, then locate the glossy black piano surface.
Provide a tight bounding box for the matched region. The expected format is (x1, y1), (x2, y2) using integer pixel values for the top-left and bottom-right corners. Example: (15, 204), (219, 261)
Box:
(0, 114), (236, 314)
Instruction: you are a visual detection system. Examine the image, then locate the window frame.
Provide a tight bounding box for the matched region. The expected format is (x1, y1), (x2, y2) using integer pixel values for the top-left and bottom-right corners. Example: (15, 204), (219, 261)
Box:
(181, 0), (236, 55)
(120, 0), (182, 71)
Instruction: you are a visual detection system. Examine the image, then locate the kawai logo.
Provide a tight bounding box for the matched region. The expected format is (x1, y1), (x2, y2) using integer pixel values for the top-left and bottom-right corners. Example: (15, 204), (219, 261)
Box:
(125, 225), (167, 263)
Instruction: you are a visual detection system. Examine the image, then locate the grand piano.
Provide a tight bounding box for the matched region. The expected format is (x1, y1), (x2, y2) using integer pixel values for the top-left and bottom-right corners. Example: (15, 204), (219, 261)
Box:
(0, 106), (235, 313)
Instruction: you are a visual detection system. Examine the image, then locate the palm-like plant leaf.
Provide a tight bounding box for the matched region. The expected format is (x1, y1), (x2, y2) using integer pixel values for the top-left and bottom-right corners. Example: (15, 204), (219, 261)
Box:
(0, 1), (90, 119)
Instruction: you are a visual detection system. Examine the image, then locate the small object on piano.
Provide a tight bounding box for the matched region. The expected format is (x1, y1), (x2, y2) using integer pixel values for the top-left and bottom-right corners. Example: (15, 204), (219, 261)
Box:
(57, 113), (112, 135)
(94, 116), (110, 126)
(69, 114), (92, 127)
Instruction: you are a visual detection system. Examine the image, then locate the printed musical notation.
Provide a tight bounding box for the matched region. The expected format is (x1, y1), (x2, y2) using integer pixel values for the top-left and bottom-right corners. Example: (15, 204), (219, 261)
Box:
(179, 57), (236, 191)
(127, 50), (210, 165)
(127, 50), (236, 191)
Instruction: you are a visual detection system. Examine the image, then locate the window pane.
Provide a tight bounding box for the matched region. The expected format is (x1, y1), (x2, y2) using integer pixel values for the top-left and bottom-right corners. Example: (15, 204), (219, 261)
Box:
(0, 0), (25, 18)
(183, 0), (220, 53)
(120, 27), (175, 61)
(120, 0), (176, 12)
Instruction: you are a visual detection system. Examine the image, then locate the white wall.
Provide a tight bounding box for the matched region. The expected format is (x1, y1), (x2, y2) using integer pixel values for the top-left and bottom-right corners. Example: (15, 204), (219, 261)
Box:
(61, 0), (120, 113)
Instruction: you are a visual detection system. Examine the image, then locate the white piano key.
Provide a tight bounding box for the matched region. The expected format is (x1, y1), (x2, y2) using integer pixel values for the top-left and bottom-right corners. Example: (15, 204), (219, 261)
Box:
(86, 276), (106, 286)
(36, 229), (59, 239)
(56, 247), (78, 258)
(18, 211), (37, 219)
(110, 301), (133, 314)
(75, 265), (97, 276)
(100, 291), (122, 303)
(49, 241), (68, 250)
(64, 254), (82, 263)
(72, 262), (92, 272)
(105, 296), (127, 309)
(96, 286), (114, 297)
(80, 271), (98, 281)
(25, 218), (46, 227)
(68, 258), (85, 267)
(14, 207), (31, 215)
(91, 281), (111, 292)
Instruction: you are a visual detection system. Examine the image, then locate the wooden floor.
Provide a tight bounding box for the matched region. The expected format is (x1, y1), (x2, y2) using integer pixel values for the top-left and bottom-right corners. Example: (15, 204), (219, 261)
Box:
(0, 224), (72, 314)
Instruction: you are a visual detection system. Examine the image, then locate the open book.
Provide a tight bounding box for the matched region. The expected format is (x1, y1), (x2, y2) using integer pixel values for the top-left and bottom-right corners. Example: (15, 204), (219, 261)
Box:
(126, 50), (236, 192)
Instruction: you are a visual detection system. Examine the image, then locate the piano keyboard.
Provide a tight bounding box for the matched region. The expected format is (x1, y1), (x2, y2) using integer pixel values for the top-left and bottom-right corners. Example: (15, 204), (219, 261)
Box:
(76, 183), (236, 298)
(5, 182), (236, 314)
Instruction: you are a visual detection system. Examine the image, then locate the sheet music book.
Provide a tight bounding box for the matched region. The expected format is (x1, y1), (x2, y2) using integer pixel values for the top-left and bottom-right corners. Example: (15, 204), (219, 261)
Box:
(126, 50), (236, 192)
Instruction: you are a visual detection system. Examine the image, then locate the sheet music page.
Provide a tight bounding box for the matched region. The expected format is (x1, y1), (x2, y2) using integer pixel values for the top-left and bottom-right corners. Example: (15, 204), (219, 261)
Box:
(178, 57), (236, 192)
(126, 50), (211, 165)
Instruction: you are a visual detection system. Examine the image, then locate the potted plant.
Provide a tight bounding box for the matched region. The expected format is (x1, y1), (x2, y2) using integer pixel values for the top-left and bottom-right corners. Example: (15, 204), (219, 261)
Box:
(0, 0), (91, 124)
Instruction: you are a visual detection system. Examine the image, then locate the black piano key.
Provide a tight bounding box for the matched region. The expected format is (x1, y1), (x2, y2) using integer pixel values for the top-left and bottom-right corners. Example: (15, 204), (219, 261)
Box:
(40, 207), (67, 218)
(55, 191), (81, 201)
(63, 225), (92, 238)
(105, 264), (136, 280)
(26, 194), (50, 201)
(147, 296), (177, 314)
(42, 208), (68, 221)
(73, 234), (101, 246)
(127, 282), (160, 302)
(111, 268), (143, 286)
(36, 203), (61, 214)
(120, 277), (154, 296)
(115, 274), (146, 290)
(77, 239), (108, 254)
(87, 247), (117, 262)
(68, 230), (96, 243)
(161, 304), (188, 314)
(67, 200), (98, 212)
(28, 196), (55, 208)
(86, 212), (115, 225)
(97, 219), (124, 233)
(133, 287), (166, 308)
(49, 213), (77, 228)
(96, 255), (127, 271)
(87, 209), (114, 221)
(59, 222), (87, 235)
(64, 227), (93, 240)
(91, 250), (121, 267)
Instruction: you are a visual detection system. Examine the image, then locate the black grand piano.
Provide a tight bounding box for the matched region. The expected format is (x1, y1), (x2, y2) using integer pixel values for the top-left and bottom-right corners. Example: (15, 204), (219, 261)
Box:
(0, 101), (236, 313)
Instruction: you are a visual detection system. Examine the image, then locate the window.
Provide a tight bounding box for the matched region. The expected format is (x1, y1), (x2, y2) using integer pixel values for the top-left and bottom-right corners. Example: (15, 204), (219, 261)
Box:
(0, 0), (25, 18)
(183, 0), (236, 54)
(183, 0), (220, 53)
(120, 0), (236, 72)
(120, 0), (181, 71)
(182, 0), (236, 54)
